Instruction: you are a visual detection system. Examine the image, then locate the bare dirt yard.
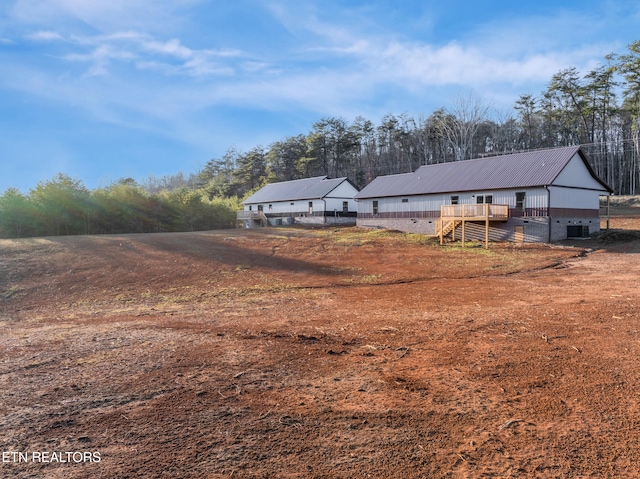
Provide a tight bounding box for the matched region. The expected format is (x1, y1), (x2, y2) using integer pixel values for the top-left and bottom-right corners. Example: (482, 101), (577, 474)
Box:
(2, 217), (640, 478)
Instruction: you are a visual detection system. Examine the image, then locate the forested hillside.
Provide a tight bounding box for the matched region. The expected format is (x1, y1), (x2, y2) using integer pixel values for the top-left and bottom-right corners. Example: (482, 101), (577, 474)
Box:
(3, 41), (640, 238)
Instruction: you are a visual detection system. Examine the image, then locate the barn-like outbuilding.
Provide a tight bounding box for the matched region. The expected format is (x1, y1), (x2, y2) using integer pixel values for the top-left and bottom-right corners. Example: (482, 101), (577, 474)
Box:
(354, 146), (613, 243)
(239, 176), (359, 227)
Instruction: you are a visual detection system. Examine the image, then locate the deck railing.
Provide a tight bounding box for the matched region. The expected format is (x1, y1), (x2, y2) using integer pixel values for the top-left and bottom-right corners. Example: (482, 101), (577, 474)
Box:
(237, 210), (268, 227)
(438, 204), (509, 248)
(237, 211), (267, 220)
(440, 204), (509, 219)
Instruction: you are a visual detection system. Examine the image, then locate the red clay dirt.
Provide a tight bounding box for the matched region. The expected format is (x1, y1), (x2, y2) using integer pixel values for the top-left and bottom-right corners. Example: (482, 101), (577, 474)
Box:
(1, 219), (640, 478)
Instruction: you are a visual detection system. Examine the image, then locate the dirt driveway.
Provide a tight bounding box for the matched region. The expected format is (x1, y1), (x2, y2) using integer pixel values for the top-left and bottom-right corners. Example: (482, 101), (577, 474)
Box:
(1, 220), (640, 478)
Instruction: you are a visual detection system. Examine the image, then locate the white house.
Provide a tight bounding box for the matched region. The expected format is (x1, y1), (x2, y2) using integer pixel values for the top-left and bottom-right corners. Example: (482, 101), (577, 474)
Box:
(354, 146), (613, 243)
(239, 176), (359, 227)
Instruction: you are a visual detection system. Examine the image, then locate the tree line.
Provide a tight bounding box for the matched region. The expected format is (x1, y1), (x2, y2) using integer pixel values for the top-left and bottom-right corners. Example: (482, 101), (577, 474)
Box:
(0, 175), (240, 238)
(3, 40), (640, 238)
(199, 40), (640, 198)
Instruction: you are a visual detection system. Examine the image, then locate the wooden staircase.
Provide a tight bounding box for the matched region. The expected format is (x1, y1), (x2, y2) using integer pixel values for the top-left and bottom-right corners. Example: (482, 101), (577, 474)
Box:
(253, 211), (268, 227)
(437, 204), (510, 248)
(237, 210), (269, 227)
(436, 219), (462, 239)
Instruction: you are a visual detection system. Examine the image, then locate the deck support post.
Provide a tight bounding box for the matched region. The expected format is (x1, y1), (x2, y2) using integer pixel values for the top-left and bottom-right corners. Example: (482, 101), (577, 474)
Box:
(461, 207), (465, 247)
(485, 203), (489, 249)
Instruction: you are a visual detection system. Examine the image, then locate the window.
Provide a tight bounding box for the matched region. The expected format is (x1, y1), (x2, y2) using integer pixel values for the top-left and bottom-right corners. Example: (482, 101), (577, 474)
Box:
(268, 204), (272, 210)
(451, 196), (459, 205)
(516, 192), (525, 210)
(373, 200), (379, 215)
(343, 201), (348, 213)
(476, 195), (493, 204)
(402, 198), (409, 203)
(308, 201), (313, 214)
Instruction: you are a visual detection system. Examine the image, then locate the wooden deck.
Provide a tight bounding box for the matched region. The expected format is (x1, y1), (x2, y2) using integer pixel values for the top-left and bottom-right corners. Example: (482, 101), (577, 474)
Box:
(237, 211), (268, 227)
(437, 204), (509, 248)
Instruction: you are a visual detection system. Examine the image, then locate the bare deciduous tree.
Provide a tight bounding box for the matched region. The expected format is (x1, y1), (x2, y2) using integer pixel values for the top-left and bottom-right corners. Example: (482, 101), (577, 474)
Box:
(434, 93), (492, 161)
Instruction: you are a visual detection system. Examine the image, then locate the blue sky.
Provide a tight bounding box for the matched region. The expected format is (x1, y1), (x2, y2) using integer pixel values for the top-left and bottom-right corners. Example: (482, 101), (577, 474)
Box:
(1, 0), (639, 193)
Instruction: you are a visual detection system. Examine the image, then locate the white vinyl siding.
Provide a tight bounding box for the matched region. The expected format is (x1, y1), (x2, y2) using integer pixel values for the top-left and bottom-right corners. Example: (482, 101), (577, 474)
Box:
(553, 154), (609, 191)
(326, 181), (358, 199)
(325, 182), (358, 213)
(548, 186), (600, 210)
(245, 199), (320, 215)
(357, 188), (549, 215)
(325, 197), (357, 213)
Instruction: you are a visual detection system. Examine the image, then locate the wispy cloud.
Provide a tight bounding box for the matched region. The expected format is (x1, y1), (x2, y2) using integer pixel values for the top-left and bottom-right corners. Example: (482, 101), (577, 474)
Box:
(140, 38), (192, 59)
(23, 28), (247, 78)
(365, 40), (571, 88)
(63, 44), (137, 77)
(25, 30), (64, 41)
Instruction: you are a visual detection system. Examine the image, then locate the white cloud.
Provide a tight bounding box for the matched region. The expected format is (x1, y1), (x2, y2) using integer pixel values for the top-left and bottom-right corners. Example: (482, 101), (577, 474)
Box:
(25, 30), (64, 41)
(141, 38), (192, 60)
(182, 56), (236, 77)
(367, 40), (568, 88)
(63, 44), (137, 77)
(22, 28), (248, 79)
(265, 1), (628, 100)
(63, 44), (135, 62)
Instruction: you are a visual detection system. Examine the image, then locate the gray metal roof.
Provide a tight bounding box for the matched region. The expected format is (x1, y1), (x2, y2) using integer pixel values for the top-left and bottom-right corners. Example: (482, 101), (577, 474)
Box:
(355, 146), (612, 199)
(243, 176), (355, 204)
